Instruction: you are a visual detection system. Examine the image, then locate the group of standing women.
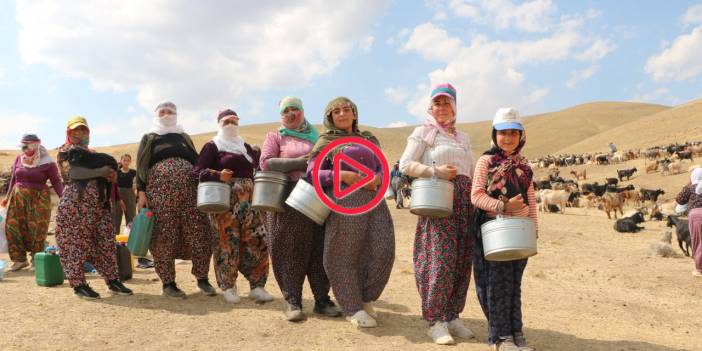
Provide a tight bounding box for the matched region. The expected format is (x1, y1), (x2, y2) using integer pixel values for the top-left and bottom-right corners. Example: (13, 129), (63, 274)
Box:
(2, 82), (545, 349)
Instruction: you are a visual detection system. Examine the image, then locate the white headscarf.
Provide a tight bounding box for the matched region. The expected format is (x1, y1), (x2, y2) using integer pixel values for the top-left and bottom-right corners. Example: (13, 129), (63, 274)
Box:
(691, 167), (702, 195)
(151, 103), (185, 135)
(21, 145), (53, 168)
(213, 119), (252, 163)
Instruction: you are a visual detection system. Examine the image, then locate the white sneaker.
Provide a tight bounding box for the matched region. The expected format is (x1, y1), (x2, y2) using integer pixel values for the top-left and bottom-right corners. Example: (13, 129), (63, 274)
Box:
(223, 287), (240, 304)
(363, 302), (378, 318)
(249, 287), (274, 303)
(346, 310), (378, 328)
(448, 319), (475, 339)
(9, 261), (29, 272)
(428, 322), (455, 345)
(284, 303), (306, 322)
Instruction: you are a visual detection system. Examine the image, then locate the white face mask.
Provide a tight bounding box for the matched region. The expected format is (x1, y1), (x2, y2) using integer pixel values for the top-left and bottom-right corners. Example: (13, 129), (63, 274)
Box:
(159, 114), (178, 127)
(219, 124), (239, 138)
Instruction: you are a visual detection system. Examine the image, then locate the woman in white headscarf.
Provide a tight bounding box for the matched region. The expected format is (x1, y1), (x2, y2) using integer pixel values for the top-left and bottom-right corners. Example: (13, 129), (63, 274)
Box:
(3, 134), (63, 272)
(135, 101), (216, 298)
(192, 109), (273, 304)
(675, 167), (702, 277)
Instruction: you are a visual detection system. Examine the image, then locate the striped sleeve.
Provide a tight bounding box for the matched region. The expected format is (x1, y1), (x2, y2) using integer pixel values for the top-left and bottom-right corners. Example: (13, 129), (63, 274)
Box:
(471, 155), (502, 213)
(527, 183), (539, 233)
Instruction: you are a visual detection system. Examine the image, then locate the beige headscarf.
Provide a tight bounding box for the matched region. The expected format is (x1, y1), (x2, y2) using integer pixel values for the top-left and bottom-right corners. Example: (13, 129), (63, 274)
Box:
(307, 97), (379, 160)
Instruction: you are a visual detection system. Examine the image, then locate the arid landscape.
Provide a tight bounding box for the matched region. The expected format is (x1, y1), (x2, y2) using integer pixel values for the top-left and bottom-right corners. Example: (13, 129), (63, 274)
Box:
(1, 100), (701, 351)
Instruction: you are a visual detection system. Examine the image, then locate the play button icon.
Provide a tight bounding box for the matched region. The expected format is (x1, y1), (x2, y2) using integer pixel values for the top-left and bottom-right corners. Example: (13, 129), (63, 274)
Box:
(332, 152), (376, 199)
(311, 136), (390, 215)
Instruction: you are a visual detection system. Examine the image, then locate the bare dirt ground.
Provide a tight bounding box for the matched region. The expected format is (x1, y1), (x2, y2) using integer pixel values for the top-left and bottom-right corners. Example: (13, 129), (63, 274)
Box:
(1, 158), (700, 351)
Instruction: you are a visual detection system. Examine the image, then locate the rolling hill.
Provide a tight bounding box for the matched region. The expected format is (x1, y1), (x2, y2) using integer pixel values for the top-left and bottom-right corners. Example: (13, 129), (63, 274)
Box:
(2, 99), (698, 169)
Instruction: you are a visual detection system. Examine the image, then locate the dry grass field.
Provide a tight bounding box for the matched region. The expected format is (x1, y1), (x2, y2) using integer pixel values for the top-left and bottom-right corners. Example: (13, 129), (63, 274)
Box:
(1, 99), (701, 350)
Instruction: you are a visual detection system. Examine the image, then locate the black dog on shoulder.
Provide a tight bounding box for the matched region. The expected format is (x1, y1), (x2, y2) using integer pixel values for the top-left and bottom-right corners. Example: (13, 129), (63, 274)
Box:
(64, 147), (118, 208)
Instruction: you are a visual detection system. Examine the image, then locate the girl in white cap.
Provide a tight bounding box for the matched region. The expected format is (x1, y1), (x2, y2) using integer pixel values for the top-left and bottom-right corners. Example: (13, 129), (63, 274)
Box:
(471, 107), (537, 351)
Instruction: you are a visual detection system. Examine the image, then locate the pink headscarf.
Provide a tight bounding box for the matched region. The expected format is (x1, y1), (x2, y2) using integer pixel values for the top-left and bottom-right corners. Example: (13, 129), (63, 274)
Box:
(418, 83), (461, 145)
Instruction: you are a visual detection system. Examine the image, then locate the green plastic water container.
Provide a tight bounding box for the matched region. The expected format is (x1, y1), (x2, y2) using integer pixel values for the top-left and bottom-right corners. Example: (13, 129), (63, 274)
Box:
(127, 208), (155, 257)
(35, 251), (65, 287)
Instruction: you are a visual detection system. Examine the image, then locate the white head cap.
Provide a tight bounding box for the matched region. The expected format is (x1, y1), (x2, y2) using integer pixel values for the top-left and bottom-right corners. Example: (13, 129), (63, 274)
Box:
(493, 107), (523, 131)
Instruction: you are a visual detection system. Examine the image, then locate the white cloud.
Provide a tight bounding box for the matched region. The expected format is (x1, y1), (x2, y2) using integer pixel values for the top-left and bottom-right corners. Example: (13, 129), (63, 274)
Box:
(386, 121), (409, 128)
(387, 28), (412, 46)
(682, 4), (702, 27)
(450, 0), (556, 32)
(402, 23), (463, 61)
(433, 11), (449, 21)
(449, 0), (480, 20)
(566, 65), (598, 88)
(359, 35), (375, 52)
(645, 26), (702, 82)
(402, 9), (608, 122)
(384, 87), (409, 105)
(576, 39), (616, 61)
(0, 112), (50, 149)
(15, 0), (388, 116)
(630, 87), (680, 105)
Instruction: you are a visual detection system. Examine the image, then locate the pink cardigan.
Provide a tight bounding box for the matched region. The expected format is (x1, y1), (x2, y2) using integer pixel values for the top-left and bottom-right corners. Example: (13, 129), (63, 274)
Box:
(259, 132), (315, 181)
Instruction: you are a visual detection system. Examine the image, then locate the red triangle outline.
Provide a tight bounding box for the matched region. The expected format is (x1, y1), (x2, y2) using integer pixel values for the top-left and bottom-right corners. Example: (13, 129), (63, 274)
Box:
(332, 152), (375, 199)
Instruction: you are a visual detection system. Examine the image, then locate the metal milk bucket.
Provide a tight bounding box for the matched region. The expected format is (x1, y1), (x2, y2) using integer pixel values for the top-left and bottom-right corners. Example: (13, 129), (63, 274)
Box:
(252, 171), (289, 213)
(480, 215), (537, 261)
(197, 181), (231, 213)
(409, 177), (454, 218)
(285, 180), (330, 226)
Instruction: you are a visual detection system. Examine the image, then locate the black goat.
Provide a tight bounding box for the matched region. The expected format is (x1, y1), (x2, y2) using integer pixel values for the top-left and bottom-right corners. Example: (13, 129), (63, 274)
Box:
(605, 177), (619, 186)
(582, 182), (607, 197)
(613, 211), (645, 233)
(617, 167), (637, 181)
(640, 188), (665, 203)
(533, 180), (552, 190)
(666, 215), (692, 256)
(676, 151), (693, 161)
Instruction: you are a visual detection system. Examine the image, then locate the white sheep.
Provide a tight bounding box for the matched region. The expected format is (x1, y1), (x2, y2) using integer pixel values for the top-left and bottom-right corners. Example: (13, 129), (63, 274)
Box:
(539, 188), (572, 214)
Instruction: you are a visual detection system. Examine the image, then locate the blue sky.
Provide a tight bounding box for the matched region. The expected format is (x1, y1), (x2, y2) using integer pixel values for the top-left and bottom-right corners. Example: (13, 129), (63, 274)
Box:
(1, 0), (701, 148)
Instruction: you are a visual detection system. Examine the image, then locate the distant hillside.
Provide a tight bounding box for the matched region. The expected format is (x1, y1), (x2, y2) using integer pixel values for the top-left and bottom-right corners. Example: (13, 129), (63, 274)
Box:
(558, 99), (702, 155)
(0, 100), (687, 169)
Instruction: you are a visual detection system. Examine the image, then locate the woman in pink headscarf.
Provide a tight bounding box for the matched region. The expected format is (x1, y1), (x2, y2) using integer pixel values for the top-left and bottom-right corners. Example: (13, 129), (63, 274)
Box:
(399, 83), (476, 345)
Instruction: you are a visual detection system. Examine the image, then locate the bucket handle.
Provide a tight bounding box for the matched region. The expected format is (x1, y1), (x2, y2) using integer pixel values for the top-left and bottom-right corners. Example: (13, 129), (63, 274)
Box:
(431, 160), (438, 183)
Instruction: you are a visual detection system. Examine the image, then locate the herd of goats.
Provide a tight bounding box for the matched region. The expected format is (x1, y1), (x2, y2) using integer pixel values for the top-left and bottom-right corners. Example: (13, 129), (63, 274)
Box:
(530, 142), (700, 258)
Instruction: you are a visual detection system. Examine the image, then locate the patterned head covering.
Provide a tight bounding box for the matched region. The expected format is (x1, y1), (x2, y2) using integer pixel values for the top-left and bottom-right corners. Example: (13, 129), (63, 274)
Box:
(308, 97), (378, 160)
